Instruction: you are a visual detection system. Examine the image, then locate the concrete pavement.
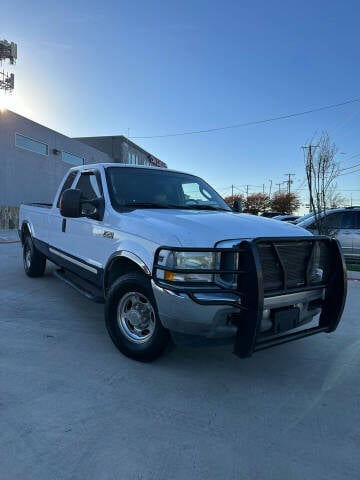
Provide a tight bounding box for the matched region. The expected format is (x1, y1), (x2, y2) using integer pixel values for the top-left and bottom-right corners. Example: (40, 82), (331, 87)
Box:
(0, 241), (360, 480)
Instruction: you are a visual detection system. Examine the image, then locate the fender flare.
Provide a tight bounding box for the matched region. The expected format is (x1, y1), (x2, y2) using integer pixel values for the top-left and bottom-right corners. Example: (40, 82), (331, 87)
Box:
(103, 250), (151, 291)
(20, 221), (34, 243)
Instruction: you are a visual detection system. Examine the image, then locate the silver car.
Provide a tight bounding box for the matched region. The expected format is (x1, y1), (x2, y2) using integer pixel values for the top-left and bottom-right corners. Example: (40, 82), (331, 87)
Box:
(296, 207), (360, 262)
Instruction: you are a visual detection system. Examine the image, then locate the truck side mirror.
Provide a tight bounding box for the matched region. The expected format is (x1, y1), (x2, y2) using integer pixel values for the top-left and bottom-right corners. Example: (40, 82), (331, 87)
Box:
(60, 189), (82, 218)
(233, 200), (242, 213)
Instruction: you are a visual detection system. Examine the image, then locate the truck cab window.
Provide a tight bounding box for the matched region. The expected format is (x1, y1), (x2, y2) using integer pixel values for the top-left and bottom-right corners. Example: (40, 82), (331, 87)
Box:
(75, 172), (102, 216)
(56, 171), (77, 208)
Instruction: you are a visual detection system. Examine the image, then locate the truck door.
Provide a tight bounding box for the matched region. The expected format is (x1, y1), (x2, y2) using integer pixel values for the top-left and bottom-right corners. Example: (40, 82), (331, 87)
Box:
(48, 170), (79, 254)
(58, 170), (115, 285)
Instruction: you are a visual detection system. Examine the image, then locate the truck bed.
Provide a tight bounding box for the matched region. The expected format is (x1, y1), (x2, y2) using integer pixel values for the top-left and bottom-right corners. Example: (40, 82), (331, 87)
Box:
(23, 203), (53, 208)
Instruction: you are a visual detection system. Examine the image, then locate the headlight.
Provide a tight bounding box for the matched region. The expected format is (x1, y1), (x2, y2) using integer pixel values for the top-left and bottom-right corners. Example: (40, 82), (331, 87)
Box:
(156, 250), (217, 283)
(309, 241), (324, 284)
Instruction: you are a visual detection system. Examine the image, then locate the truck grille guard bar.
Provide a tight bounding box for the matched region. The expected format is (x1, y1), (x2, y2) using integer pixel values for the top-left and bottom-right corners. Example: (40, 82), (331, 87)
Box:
(153, 236), (347, 358)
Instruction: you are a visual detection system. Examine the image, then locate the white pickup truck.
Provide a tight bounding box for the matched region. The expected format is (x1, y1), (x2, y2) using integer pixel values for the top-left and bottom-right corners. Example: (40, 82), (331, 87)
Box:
(19, 164), (347, 361)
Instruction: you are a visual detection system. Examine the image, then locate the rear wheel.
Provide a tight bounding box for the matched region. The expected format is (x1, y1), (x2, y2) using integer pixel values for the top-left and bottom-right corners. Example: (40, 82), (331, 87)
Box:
(105, 272), (170, 362)
(23, 235), (46, 277)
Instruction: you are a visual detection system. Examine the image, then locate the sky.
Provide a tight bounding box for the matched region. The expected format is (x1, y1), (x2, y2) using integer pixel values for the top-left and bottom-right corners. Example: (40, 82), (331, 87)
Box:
(1, 0), (360, 209)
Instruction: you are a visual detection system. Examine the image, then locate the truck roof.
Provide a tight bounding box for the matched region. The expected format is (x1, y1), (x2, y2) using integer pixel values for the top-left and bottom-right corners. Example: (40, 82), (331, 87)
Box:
(69, 163), (192, 177)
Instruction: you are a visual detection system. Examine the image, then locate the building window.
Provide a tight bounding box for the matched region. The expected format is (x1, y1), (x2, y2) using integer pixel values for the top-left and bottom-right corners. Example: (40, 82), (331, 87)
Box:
(62, 151), (84, 165)
(127, 152), (139, 164)
(15, 133), (48, 156)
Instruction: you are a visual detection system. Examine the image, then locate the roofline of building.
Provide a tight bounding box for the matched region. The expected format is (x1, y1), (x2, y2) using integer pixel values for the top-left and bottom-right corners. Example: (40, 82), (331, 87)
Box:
(1, 110), (167, 168)
(73, 135), (167, 167)
(1, 109), (110, 158)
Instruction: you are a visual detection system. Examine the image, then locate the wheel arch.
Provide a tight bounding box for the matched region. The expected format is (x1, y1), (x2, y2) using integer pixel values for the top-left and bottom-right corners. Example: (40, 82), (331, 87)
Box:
(104, 251), (151, 294)
(20, 221), (34, 244)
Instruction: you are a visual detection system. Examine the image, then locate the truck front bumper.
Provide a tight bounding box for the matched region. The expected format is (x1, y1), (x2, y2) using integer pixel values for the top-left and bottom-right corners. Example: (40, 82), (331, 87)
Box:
(152, 236), (347, 357)
(153, 282), (325, 339)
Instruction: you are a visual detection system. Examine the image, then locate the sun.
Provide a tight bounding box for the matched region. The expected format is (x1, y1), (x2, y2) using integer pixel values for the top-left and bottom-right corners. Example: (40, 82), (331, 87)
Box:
(0, 92), (19, 111)
(0, 92), (32, 117)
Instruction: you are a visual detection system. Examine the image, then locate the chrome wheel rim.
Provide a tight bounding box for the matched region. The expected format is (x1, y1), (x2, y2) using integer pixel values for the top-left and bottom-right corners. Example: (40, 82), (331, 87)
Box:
(24, 246), (31, 269)
(117, 291), (156, 344)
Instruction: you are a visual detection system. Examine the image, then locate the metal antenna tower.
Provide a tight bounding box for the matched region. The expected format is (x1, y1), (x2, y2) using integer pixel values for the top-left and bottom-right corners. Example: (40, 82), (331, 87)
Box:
(0, 39), (17, 93)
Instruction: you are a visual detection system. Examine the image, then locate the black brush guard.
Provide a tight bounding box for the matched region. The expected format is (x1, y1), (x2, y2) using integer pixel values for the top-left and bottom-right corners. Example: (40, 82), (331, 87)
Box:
(153, 236), (347, 358)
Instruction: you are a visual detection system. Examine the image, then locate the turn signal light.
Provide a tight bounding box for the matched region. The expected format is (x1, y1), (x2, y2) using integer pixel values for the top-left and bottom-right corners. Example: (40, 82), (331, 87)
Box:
(164, 271), (175, 281)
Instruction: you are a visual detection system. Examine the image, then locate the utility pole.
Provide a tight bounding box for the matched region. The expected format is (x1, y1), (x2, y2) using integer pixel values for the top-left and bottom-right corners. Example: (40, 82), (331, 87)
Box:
(302, 145), (319, 212)
(276, 183), (282, 193)
(231, 184), (234, 197)
(284, 173), (296, 194)
(245, 185), (250, 198)
(269, 180), (272, 197)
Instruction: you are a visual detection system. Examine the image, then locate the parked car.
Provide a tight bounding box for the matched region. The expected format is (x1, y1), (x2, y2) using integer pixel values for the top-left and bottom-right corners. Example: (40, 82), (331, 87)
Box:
(272, 214), (300, 222)
(292, 212), (320, 225)
(296, 207), (360, 262)
(261, 212), (282, 218)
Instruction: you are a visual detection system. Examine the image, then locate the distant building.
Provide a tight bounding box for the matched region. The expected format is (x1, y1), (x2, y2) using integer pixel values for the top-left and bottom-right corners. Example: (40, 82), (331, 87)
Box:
(0, 110), (167, 228)
(74, 136), (167, 169)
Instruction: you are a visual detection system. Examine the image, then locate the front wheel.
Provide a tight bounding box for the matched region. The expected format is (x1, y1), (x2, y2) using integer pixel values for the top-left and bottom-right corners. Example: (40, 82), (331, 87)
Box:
(105, 273), (170, 362)
(23, 235), (46, 277)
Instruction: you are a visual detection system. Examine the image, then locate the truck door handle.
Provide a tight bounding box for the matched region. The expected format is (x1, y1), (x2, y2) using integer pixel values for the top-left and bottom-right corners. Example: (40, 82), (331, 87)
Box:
(62, 218), (66, 233)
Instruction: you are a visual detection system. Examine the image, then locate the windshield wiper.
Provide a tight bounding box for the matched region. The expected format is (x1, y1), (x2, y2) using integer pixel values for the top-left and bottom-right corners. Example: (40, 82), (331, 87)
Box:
(123, 202), (177, 209)
(123, 202), (229, 211)
(180, 204), (229, 211)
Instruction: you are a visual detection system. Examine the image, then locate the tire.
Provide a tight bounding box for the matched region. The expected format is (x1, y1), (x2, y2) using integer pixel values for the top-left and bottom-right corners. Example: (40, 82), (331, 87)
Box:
(105, 272), (170, 362)
(23, 235), (46, 277)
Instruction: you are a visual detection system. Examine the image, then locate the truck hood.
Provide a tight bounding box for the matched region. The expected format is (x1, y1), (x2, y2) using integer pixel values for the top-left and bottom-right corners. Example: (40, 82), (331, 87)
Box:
(121, 209), (311, 247)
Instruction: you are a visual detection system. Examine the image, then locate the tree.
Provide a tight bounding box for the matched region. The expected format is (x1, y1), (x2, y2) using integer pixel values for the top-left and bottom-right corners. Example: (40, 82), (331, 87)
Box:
(270, 192), (301, 214)
(304, 132), (340, 234)
(243, 193), (270, 215)
(327, 186), (346, 209)
(224, 193), (245, 209)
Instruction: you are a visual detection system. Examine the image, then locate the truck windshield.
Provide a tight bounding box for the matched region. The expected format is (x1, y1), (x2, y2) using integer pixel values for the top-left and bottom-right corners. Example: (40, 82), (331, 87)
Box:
(106, 167), (231, 212)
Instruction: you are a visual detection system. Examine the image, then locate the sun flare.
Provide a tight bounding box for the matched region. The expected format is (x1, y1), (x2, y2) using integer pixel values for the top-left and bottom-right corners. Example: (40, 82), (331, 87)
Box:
(0, 92), (17, 111)
(0, 92), (32, 117)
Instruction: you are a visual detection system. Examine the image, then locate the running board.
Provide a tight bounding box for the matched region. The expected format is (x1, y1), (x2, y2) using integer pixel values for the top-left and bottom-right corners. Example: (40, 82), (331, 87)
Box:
(54, 269), (105, 304)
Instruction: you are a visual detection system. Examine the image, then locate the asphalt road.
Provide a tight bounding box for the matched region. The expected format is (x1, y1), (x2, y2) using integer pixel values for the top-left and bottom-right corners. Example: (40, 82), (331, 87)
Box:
(1, 241), (359, 480)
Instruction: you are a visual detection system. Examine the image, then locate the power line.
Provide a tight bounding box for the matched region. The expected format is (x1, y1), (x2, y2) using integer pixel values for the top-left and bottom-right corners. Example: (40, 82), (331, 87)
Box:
(296, 187), (360, 191)
(338, 167), (360, 177)
(330, 107), (360, 136)
(339, 161), (360, 172)
(128, 96), (360, 139)
(338, 152), (360, 165)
